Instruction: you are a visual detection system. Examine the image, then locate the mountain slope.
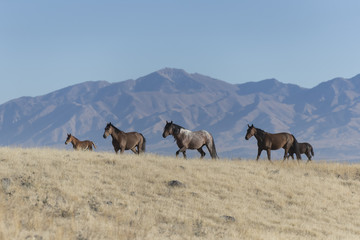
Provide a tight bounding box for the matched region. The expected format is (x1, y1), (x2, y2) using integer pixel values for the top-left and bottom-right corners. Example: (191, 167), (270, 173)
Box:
(1, 68), (360, 161)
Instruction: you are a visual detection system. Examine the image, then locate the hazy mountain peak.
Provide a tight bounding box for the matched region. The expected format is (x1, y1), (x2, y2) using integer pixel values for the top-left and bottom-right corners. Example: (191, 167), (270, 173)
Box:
(133, 68), (204, 93)
(156, 68), (189, 79)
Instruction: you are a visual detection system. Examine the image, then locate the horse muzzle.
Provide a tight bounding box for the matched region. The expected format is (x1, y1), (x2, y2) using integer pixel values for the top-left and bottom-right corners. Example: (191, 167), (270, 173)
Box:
(103, 134), (107, 139)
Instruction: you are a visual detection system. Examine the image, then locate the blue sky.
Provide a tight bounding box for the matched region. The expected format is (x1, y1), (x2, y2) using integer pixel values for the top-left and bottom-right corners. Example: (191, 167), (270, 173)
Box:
(1, 1), (360, 104)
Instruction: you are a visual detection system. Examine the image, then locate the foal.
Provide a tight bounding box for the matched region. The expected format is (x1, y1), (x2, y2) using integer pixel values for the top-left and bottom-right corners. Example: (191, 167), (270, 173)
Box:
(287, 142), (314, 162)
(65, 133), (96, 151)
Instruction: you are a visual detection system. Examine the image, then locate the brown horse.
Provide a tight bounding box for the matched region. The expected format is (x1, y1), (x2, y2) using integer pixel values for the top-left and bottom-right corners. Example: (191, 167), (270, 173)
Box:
(65, 133), (96, 151)
(287, 142), (314, 162)
(245, 124), (301, 161)
(162, 121), (218, 159)
(103, 122), (146, 154)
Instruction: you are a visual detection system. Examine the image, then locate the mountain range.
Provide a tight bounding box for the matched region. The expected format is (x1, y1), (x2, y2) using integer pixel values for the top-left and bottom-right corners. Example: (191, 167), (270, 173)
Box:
(1, 68), (360, 161)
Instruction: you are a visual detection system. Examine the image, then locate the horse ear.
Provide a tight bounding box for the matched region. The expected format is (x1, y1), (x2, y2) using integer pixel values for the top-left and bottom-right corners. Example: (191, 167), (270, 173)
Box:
(170, 121), (173, 124)
(251, 124), (254, 128)
(247, 124), (250, 128)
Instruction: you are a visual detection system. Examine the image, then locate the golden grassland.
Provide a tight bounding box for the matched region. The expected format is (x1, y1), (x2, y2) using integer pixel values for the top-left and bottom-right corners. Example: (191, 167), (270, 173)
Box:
(0, 147), (360, 240)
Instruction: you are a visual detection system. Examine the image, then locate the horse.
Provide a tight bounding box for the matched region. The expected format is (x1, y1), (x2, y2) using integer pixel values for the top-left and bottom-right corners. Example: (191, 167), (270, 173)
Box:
(65, 133), (96, 151)
(287, 142), (314, 162)
(103, 122), (146, 154)
(162, 121), (218, 159)
(245, 124), (301, 162)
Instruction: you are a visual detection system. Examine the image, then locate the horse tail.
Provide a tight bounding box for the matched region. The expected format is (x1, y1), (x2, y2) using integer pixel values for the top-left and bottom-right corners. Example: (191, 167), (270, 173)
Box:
(140, 134), (146, 153)
(291, 135), (301, 160)
(92, 142), (97, 149)
(209, 134), (219, 159)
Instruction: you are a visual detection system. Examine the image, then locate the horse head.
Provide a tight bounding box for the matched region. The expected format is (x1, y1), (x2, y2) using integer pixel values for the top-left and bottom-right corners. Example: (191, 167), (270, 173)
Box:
(245, 124), (256, 140)
(103, 122), (112, 139)
(162, 121), (174, 138)
(65, 133), (72, 145)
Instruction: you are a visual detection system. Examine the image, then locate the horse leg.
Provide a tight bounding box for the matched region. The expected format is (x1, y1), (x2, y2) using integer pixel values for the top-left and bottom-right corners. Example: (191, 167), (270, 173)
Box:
(120, 146), (125, 154)
(282, 149), (288, 162)
(256, 148), (262, 161)
(283, 146), (292, 161)
(176, 150), (187, 159)
(134, 142), (141, 154)
(138, 139), (145, 154)
(134, 144), (140, 154)
(306, 151), (312, 163)
(176, 147), (187, 159)
(130, 148), (138, 154)
(292, 148), (301, 163)
(266, 149), (272, 162)
(197, 148), (206, 159)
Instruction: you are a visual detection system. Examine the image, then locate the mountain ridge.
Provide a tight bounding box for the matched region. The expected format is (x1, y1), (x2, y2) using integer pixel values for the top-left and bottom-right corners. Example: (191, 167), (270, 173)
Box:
(1, 68), (360, 161)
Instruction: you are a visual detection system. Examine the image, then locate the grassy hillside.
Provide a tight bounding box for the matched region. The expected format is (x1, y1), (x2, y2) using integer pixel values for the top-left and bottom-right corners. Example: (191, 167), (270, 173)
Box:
(0, 147), (359, 240)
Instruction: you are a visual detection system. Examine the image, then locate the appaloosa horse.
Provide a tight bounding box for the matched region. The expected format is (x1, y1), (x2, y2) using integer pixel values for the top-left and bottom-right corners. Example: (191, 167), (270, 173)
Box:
(65, 134), (96, 151)
(245, 124), (301, 162)
(288, 142), (314, 162)
(162, 121), (218, 159)
(103, 122), (146, 154)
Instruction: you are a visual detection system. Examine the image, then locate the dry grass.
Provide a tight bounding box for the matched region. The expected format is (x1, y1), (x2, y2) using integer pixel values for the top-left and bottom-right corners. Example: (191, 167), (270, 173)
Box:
(0, 147), (359, 240)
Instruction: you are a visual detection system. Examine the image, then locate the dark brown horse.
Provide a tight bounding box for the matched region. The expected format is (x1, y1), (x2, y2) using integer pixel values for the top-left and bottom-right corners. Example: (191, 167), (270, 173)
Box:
(103, 122), (146, 154)
(245, 124), (301, 161)
(65, 134), (96, 151)
(162, 121), (218, 159)
(288, 142), (314, 162)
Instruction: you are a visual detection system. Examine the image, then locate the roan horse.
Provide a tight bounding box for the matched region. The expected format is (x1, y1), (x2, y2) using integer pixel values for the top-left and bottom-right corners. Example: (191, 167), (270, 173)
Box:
(65, 133), (96, 151)
(245, 124), (301, 162)
(287, 142), (314, 162)
(103, 122), (146, 154)
(162, 121), (218, 159)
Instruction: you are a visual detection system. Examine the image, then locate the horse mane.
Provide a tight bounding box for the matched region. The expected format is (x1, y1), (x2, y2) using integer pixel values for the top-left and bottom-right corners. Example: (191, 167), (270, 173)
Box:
(172, 123), (184, 131)
(171, 123), (185, 136)
(109, 123), (122, 134)
(68, 134), (79, 142)
(71, 135), (79, 141)
(254, 127), (266, 140)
